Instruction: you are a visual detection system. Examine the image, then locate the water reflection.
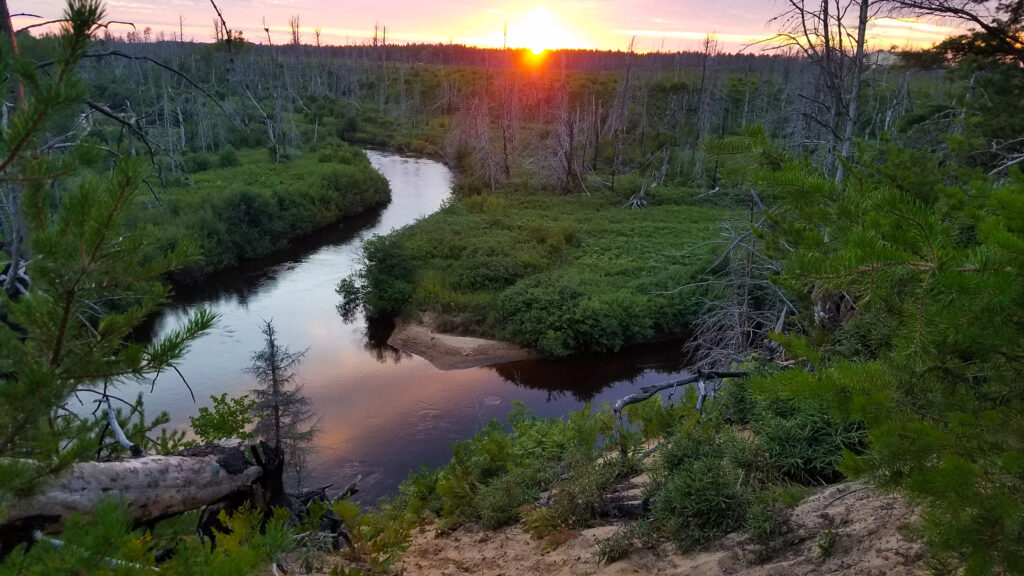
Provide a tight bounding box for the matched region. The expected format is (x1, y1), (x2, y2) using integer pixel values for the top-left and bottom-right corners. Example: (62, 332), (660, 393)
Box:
(488, 339), (689, 402)
(362, 318), (410, 365)
(142, 151), (692, 505)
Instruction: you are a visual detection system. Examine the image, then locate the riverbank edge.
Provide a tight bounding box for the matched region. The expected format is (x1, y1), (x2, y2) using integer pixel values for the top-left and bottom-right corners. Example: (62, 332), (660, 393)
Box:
(387, 318), (541, 370)
(161, 147), (393, 288)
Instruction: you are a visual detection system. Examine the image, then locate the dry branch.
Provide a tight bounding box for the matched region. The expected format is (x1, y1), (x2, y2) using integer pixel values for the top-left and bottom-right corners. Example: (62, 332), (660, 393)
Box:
(103, 396), (147, 458)
(613, 370), (748, 415)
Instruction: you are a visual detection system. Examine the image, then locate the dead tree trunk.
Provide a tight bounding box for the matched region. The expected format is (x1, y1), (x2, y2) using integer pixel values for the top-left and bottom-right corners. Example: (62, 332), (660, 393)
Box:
(835, 0), (870, 187)
(0, 445), (261, 546)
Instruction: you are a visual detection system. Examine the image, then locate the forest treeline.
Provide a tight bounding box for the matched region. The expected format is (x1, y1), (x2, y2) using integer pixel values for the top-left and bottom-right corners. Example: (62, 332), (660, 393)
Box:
(3, 0), (1024, 573)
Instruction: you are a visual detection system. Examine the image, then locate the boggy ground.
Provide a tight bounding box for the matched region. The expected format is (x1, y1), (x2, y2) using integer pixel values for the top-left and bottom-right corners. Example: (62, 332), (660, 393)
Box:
(396, 482), (925, 576)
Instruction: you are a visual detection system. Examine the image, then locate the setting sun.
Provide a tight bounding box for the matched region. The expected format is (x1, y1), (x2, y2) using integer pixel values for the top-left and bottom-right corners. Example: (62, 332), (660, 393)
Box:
(513, 7), (574, 54)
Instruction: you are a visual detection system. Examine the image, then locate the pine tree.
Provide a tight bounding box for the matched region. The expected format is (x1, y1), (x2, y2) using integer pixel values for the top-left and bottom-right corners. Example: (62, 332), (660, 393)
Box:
(247, 320), (318, 488)
(0, 2), (313, 572)
(0, 0), (215, 501)
(758, 150), (1024, 573)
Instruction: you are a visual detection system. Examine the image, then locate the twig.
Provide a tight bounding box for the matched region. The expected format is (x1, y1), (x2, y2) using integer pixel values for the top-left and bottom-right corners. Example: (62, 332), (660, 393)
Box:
(823, 486), (867, 509)
(990, 154), (1024, 176)
(171, 365), (197, 403)
(332, 474), (362, 502)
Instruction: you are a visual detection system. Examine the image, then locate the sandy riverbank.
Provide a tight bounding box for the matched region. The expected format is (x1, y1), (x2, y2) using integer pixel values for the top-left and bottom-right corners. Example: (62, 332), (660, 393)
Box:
(395, 482), (925, 576)
(387, 320), (541, 370)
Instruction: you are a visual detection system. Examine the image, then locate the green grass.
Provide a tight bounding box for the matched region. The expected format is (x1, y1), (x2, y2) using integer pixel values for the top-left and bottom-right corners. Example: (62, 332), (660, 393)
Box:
(132, 142), (390, 282)
(360, 187), (739, 356)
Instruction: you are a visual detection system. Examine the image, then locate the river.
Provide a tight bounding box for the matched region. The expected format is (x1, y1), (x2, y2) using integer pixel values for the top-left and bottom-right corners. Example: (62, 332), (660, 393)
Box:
(144, 150), (690, 503)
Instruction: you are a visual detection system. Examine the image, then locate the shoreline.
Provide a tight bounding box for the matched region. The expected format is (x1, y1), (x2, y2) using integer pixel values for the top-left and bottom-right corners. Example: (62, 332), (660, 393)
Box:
(387, 320), (541, 370)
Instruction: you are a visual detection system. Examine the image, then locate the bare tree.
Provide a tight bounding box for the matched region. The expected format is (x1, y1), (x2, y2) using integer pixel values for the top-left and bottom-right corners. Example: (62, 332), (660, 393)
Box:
(550, 87), (582, 194)
(887, 0), (1024, 64)
(289, 14), (301, 46)
(835, 0), (871, 186)
(1, 0), (26, 302)
(606, 36), (636, 191)
(666, 193), (796, 369)
(767, 0), (885, 183)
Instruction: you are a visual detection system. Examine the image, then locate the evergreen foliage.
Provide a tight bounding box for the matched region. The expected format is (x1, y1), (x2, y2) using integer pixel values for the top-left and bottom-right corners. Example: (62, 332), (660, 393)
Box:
(755, 149), (1024, 571)
(248, 320), (318, 487)
(0, 2), (307, 573)
(0, 0), (214, 503)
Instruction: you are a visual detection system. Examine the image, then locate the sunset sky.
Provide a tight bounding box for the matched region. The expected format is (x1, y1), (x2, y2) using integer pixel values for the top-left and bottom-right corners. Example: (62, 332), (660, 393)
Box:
(12, 0), (962, 53)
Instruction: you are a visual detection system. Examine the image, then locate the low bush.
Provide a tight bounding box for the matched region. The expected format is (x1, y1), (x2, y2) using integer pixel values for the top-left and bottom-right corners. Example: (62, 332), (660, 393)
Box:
(359, 404), (614, 533)
(218, 145), (241, 168)
(650, 457), (745, 550)
(135, 144), (390, 282)
(355, 189), (736, 356)
(359, 374), (858, 561)
(184, 151), (213, 172)
(755, 407), (863, 485)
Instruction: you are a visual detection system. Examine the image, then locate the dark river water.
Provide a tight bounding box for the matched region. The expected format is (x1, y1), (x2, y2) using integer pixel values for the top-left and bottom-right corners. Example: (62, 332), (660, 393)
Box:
(144, 151), (690, 503)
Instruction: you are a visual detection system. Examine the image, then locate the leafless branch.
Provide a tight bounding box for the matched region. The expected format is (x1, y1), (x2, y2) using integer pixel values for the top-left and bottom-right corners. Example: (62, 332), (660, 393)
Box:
(613, 370), (749, 415)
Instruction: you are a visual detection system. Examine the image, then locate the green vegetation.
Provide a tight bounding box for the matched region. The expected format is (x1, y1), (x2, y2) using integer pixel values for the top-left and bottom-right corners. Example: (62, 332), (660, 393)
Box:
(4, 0), (1024, 572)
(133, 142), (389, 283)
(0, 2), (388, 573)
(188, 393), (256, 444)
(347, 189), (736, 356)
(4, 502), (295, 576)
(335, 376), (851, 566)
(755, 154), (1024, 574)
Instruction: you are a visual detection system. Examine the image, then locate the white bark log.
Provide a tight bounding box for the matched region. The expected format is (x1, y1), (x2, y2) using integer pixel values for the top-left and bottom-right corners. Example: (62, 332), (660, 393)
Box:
(3, 451), (261, 530)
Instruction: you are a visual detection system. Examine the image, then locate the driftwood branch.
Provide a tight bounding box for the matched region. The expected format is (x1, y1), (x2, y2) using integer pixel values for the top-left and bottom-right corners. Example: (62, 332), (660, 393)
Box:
(333, 474), (362, 502)
(613, 370), (748, 415)
(103, 396), (147, 458)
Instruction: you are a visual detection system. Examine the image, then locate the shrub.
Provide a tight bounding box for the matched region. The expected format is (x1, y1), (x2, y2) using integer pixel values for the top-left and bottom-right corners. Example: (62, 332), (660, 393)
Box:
(597, 530), (636, 565)
(184, 151), (212, 172)
(743, 486), (798, 543)
(650, 458), (745, 550)
(396, 466), (442, 517)
(475, 463), (549, 529)
(754, 404), (864, 485)
(714, 376), (756, 425)
(362, 234), (416, 317)
(218, 146), (241, 168)
(548, 461), (619, 528)
(189, 393), (256, 444)
(658, 419), (730, 473)
(522, 505), (567, 549)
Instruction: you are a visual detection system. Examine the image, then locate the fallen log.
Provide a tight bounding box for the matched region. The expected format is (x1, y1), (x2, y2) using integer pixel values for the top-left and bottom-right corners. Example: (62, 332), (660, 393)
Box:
(613, 370), (749, 415)
(1, 444), (260, 548)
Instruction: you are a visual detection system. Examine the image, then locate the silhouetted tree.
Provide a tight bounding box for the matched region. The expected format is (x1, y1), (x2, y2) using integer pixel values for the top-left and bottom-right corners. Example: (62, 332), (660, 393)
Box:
(248, 320), (318, 487)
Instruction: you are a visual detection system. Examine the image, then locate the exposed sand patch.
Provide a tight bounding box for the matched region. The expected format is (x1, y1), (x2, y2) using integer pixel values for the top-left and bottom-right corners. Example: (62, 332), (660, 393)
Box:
(387, 320), (540, 370)
(396, 482), (926, 576)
